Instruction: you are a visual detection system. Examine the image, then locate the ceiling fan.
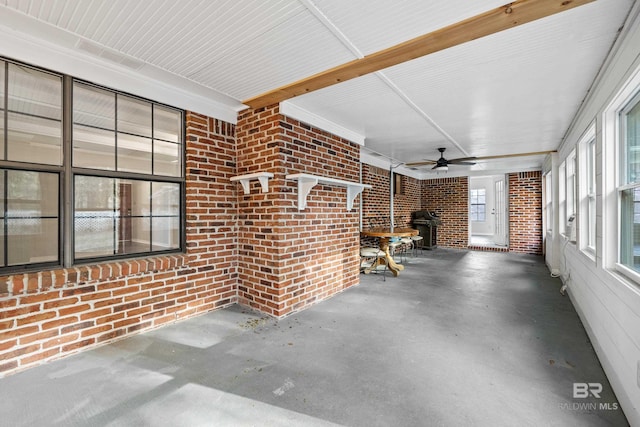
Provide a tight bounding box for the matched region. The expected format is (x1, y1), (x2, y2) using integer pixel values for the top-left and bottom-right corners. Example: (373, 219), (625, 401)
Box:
(406, 148), (476, 170)
(405, 148), (555, 170)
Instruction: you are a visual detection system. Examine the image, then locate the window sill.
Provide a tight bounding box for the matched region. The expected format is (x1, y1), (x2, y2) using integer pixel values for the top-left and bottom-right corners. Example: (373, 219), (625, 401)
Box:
(580, 247), (596, 264)
(0, 253), (187, 298)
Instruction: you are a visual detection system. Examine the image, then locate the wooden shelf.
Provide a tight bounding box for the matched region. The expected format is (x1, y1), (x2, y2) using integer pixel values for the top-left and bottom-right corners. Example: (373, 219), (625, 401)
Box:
(286, 173), (371, 211)
(230, 172), (274, 194)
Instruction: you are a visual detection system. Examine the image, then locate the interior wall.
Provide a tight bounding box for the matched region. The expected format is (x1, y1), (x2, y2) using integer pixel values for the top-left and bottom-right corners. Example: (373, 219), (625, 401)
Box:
(550, 7), (640, 424)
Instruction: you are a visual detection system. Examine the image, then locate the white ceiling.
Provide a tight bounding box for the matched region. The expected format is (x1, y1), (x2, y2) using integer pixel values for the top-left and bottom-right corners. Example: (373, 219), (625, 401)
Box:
(0, 0), (635, 178)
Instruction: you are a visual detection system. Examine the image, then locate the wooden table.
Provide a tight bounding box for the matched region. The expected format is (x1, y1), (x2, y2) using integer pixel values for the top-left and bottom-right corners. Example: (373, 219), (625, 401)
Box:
(361, 227), (419, 277)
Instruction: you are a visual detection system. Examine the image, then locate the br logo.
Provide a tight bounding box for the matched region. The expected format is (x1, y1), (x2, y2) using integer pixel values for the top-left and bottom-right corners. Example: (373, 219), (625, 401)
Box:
(573, 383), (602, 398)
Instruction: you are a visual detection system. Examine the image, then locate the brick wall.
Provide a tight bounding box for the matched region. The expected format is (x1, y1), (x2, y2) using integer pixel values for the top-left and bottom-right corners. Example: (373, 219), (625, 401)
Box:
(235, 105), (362, 317)
(421, 177), (469, 248)
(361, 165), (422, 228)
(0, 112), (238, 377)
(360, 165), (421, 246)
(508, 171), (543, 254)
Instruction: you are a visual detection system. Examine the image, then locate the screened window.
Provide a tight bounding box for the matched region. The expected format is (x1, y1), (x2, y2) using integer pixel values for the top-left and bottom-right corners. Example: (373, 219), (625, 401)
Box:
(5, 62), (62, 165)
(74, 177), (180, 260)
(0, 60), (62, 270)
(619, 90), (640, 273)
(0, 57), (184, 273)
(0, 170), (59, 267)
(470, 188), (486, 222)
(72, 81), (183, 264)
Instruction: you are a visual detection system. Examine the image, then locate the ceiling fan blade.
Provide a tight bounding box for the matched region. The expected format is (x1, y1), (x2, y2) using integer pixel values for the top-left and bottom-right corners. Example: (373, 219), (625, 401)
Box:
(449, 161), (476, 165)
(405, 159), (437, 167)
(473, 150), (555, 161)
(406, 150), (556, 168)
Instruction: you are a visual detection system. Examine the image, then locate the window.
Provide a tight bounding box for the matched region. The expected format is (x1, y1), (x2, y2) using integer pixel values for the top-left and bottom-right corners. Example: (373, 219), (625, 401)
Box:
(558, 161), (566, 232)
(566, 150), (576, 227)
(393, 173), (404, 195)
(72, 82), (183, 262)
(470, 188), (486, 222)
(618, 90), (640, 273)
(0, 57), (184, 273)
(544, 172), (553, 233)
(0, 61), (62, 269)
(579, 127), (596, 252)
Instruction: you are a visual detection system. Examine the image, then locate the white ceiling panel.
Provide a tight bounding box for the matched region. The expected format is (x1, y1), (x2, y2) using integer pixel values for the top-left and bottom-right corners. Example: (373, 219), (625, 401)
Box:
(187, 9), (357, 100)
(310, 0), (508, 56)
(289, 74), (447, 154)
(377, 0), (630, 161)
(0, 0), (635, 176)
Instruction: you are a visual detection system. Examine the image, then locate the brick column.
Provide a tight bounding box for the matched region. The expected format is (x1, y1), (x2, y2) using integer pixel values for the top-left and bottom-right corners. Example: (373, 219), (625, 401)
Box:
(508, 171), (543, 254)
(235, 105), (362, 317)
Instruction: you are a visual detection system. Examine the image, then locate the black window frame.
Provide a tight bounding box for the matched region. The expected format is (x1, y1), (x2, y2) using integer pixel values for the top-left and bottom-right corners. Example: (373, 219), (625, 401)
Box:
(0, 56), (185, 275)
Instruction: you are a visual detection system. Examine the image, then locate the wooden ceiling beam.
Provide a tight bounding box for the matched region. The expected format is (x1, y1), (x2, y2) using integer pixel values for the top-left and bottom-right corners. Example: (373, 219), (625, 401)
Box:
(242, 0), (596, 110)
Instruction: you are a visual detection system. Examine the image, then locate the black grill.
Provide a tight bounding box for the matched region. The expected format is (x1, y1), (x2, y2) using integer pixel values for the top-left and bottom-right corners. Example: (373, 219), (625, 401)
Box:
(412, 210), (441, 249)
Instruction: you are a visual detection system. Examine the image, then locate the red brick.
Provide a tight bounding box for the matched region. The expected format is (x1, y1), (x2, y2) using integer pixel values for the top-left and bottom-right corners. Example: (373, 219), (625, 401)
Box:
(20, 347), (60, 365)
(19, 330), (58, 345)
(61, 338), (95, 352)
(41, 316), (79, 331)
(42, 297), (79, 309)
(16, 311), (56, 327)
(42, 333), (80, 349)
(0, 339), (16, 352)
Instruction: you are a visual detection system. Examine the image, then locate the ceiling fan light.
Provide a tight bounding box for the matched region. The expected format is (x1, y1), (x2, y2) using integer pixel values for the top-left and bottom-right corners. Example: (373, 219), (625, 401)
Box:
(436, 165), (448, 172)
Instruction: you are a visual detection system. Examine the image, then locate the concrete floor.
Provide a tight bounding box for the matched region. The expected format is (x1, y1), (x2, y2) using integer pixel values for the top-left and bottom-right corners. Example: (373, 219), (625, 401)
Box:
(0, 249), (629, 426)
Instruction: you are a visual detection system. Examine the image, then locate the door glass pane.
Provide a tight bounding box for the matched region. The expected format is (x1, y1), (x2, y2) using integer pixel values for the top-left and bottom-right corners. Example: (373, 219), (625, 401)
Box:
(152, 217), (179, 250)
(154, 105), (181, 143)
(7, 112), (62, 165)
(73, 82), (115, 129)
(117, 95), (151, 137)
(7, 63), (61, 120)
(117, 133), (151, 174)
(154, 140), (181, 177)
(73, 124), (115, 169)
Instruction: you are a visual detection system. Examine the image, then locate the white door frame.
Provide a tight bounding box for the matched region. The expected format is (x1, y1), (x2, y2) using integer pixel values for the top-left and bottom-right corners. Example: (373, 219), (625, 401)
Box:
(493, 175), (508, 246)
